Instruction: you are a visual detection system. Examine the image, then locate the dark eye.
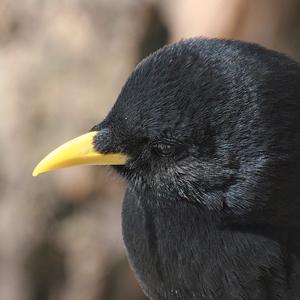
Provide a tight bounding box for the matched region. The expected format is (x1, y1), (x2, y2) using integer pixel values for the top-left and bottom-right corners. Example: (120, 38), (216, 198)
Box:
(152, 143), (175, 157)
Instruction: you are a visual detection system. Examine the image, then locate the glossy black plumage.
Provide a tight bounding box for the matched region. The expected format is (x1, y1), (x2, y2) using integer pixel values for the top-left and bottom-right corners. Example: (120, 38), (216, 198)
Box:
(93, 38), (300, 299)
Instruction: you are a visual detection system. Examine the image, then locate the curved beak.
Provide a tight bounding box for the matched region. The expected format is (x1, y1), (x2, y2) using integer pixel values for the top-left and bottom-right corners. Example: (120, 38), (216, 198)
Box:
(32, 131), (128, 176)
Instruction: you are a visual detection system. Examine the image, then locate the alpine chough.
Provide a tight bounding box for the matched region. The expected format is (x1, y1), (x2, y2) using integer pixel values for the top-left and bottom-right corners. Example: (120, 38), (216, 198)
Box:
(33, 38), (300, 300)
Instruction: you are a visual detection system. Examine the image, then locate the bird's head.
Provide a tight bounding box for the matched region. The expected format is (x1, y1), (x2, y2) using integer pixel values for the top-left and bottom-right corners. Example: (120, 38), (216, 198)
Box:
(33, 38), (299, 213)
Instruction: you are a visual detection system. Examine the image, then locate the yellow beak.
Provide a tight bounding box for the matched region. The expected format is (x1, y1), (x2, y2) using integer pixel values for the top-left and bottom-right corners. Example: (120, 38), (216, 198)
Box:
(32, 131), (128, 176)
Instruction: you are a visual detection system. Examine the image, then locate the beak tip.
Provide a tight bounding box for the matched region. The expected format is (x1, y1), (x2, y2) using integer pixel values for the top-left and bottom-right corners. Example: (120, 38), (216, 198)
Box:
(32, 166), (41, 177)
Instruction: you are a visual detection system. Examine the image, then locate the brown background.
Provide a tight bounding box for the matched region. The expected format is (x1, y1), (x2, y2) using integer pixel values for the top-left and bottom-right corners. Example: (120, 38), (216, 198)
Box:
(1, 1), (299, 299)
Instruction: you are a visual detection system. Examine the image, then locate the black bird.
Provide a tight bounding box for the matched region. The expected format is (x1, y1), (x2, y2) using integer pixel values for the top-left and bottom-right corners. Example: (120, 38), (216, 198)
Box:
(33, 38), (300, 299)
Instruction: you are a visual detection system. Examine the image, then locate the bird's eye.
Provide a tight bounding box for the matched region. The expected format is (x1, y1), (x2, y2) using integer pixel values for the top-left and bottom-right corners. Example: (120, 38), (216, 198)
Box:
(152, 143), (175, 157)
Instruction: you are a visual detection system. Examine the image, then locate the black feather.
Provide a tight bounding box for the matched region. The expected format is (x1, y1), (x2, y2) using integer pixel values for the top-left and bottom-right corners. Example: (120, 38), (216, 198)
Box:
(93, 38), (300, 299)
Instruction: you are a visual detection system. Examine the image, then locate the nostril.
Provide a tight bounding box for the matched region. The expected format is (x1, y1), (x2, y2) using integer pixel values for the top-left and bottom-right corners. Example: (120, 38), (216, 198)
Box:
(93, 128), (114, 153)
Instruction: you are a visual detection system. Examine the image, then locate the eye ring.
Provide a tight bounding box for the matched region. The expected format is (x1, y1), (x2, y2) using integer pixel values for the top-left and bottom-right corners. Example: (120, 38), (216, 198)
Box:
(152, 143), (175, 157)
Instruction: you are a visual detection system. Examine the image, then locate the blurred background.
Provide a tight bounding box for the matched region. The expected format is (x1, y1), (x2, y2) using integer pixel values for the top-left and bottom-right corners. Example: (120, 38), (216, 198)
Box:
(0, 0), (299, 299)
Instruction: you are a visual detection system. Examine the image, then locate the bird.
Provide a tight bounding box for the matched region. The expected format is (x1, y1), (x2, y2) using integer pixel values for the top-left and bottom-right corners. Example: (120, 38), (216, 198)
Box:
(33, 38), (300, 300)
